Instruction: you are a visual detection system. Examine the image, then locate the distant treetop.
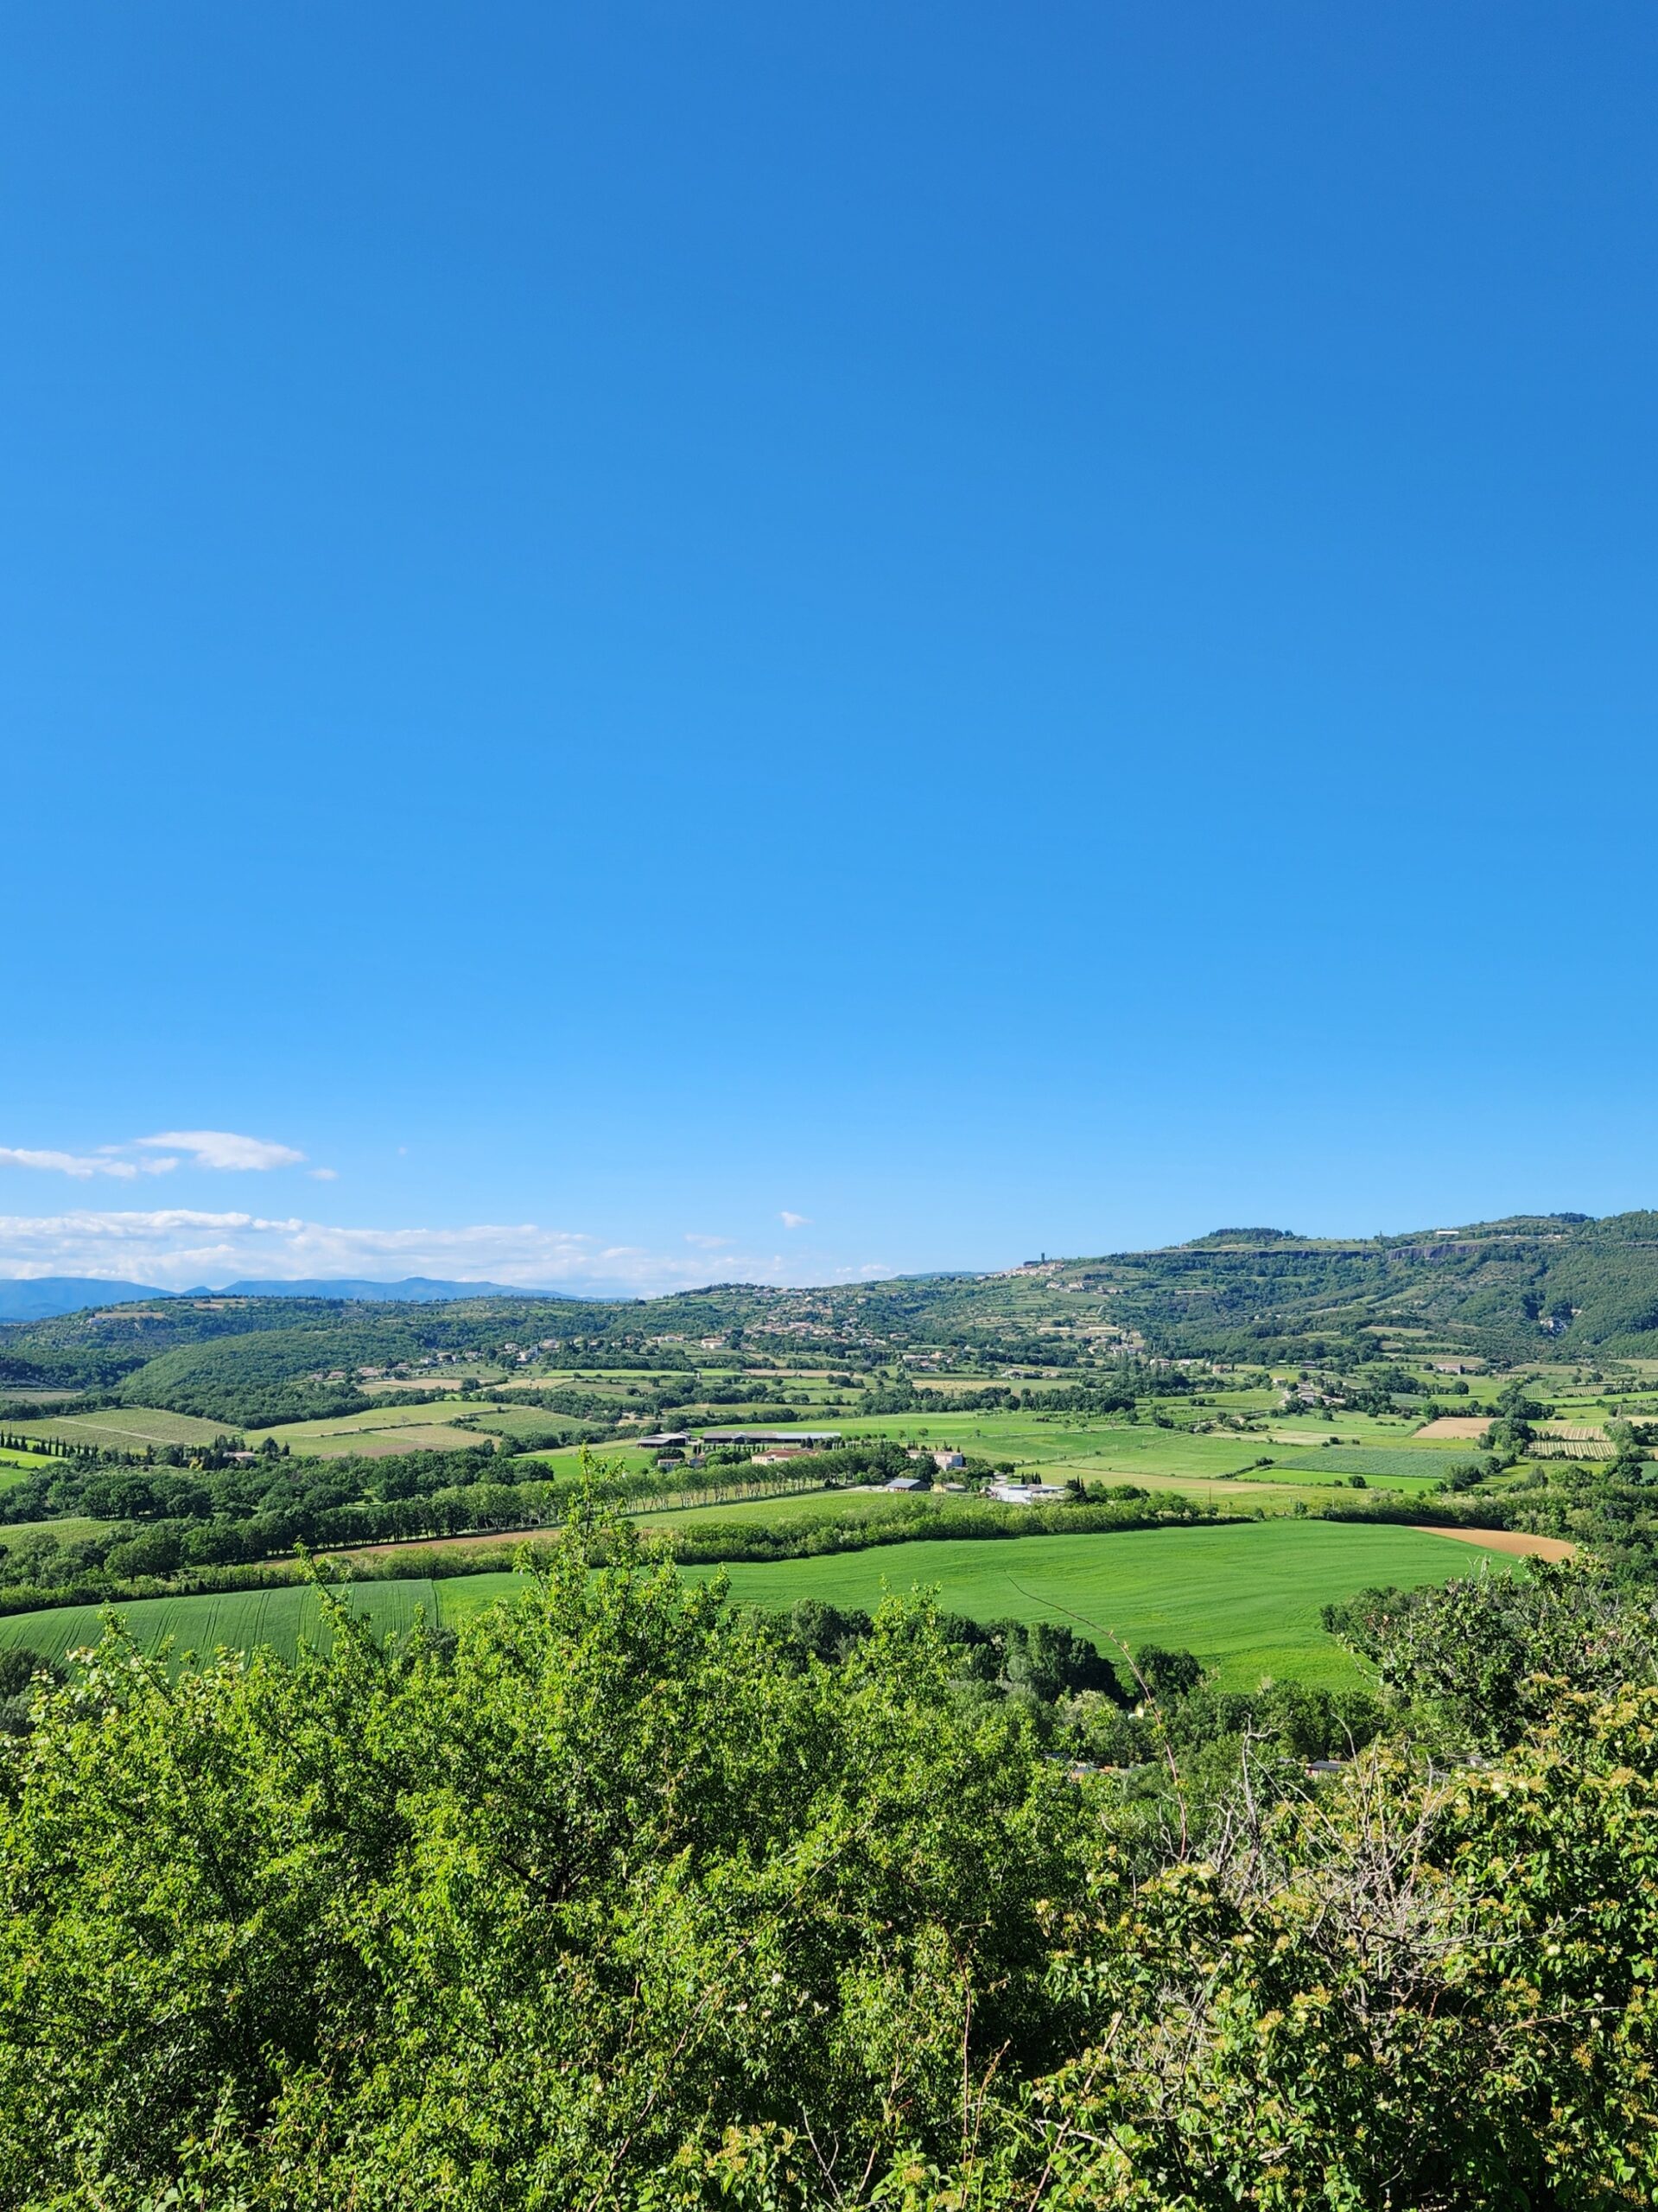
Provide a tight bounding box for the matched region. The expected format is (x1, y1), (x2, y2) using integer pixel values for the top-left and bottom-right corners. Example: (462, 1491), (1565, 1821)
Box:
(1186, 1227), (1301, 1246)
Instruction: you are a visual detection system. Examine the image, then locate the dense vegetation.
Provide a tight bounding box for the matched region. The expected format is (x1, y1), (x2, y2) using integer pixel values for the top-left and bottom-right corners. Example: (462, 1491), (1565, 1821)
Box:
(2, 1515), (1655, 2208)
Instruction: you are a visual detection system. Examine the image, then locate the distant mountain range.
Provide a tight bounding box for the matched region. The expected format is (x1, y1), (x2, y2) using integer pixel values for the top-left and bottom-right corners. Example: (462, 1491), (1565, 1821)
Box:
(0, 1278), (171, 1323)
(0, 1275), (583, 1322)
(200, 1277), (573, 1303)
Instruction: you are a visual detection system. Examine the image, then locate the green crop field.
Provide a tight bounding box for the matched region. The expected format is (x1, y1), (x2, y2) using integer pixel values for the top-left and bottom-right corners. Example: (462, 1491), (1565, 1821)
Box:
(670, 1522), (1519, 1687)
(751, 1413), (1279, 1473)
(436, 1522), (1520, 1686)
(0, 1580), (439, 1670)
(0, 1530), (1521, 1681)
(519, 1443), (679, 1481)
(360, 1369), (501, 1395)
(1272, 1446), (1467, 1483)
(13, 1407), (238, 1452)
(0, 1516), (110, 1546)
(245, 1402), (502, 1457)
(0, 1522), (1518, 1688)
(249, 1401), (477, 1440)
(1261, 1421), (1427, 1449)
(271, 1421), (490, 1458)
(644, 1414), (1466, 1509)
(753, 1413), (1414, 1473)
(465, 1407), (587, 1443)
(0, 1447), (54, 1479)
(245, 1399), (490, 1447)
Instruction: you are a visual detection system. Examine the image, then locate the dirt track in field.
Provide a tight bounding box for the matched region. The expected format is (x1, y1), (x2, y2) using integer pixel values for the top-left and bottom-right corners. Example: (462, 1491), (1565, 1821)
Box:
(303, 1525), (553, 1563)
(1412, 1525), (1575, 1562)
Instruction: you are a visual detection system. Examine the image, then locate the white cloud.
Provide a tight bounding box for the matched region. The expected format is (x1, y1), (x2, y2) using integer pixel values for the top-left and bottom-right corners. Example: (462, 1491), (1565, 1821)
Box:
(779, 1210), (811, 1229)
(308, 1167), (339, 1182)
(2, 1147), (130, 1181)
(683, 1232), (731, 1249)
(137, 1130), (306, 1172)
(0, 1210), (890, 1294)
(0, 1147), (142, 1181)
(6, 1132), (307, 1178)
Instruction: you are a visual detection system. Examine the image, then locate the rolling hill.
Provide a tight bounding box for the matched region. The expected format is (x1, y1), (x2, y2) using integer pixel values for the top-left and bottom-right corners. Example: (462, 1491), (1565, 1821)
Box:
(5, 1211), (1658, 1410)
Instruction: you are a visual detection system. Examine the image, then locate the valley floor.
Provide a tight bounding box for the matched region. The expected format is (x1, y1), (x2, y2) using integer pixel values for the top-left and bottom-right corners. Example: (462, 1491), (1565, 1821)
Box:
(0, 1518), (1521, 1688)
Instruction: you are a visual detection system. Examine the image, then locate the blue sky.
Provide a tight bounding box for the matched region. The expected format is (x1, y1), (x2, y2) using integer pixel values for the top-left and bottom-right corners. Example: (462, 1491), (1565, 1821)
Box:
(3, 2), (1656, 1292)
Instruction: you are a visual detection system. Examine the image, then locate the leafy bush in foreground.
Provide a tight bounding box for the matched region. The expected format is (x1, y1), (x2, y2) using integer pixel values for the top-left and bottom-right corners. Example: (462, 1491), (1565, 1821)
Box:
(1323, 1554), (1658, 1746)
(1, 1526), (1657, 2206)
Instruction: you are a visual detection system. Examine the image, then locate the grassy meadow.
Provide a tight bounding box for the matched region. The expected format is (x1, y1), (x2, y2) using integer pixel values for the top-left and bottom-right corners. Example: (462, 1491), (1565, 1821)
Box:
(0, 1446), (55, 1479)
(670, 1520), (1521, 1687)
(0, 1580), (435, 1671)
(244, 1400), (499, 1455)
(253, 1421), (490, 1457)
(0, 1516), (111, 1547)
(0, 1520), (1520, 1689)
(12, 1407), (236, 1452)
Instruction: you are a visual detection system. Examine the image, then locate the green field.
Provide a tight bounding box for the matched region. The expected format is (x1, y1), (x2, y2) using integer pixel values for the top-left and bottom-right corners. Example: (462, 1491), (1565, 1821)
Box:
(245, 1399), (499, 1457)
(0, 1580), (437, 1669)
(0, 1447), (54, 1480)
(464, 1406), (587, 1443)
(251, 1400), (475, 1440)
(0, 1522), (1519, 1688)
(245, 1396), (593, 1459)
(447, 1521), (1519, 1686)
(520, 1442), (683, 1481)
(619, 1413), (1471, 1508)
(730, 1413), (1255, 1472)
(276, 1422), (490, 1457)
(740, 1413), (1430, 1478)
(14, 1407), (237, 1451)
(0, 1516), (110, 1546)
(1258, 1413), (1427, 1445)
(671, 1522), (1518, 1686)
(1271, 1446), (1464, 1483)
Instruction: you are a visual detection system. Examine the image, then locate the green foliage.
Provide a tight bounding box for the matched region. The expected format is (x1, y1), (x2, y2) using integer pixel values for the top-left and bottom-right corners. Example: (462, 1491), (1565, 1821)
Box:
(1, 1534), (1657, 2204)
(0, 1527), (1092, 2207)
(1016, 1692), (1658, 2208)
(1323, 1556), (1658, 1746)
(1131, 1642), (1204, 1699)
(116, 1328), (387, 1425)
(665, 1491), (1232, 1565)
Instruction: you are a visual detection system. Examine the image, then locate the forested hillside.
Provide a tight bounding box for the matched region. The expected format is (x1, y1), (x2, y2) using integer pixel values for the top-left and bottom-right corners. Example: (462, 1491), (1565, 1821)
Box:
(1068, 1212), (1658, 1358)
(7, 1211), (1658, 1409)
